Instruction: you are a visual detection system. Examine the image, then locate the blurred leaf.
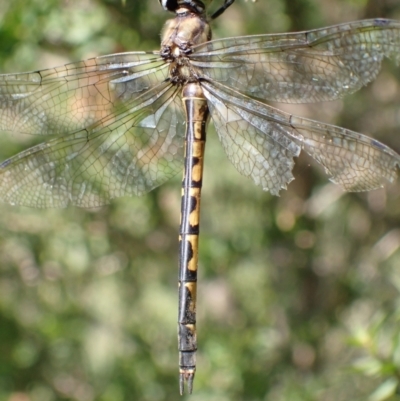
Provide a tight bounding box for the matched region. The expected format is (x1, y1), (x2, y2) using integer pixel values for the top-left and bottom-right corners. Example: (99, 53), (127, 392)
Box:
(368, 378), (399, 401)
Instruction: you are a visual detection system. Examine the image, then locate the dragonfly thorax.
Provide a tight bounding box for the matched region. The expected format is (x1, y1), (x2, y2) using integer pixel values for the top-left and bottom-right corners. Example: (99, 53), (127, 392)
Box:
(160, 5), (211, 83)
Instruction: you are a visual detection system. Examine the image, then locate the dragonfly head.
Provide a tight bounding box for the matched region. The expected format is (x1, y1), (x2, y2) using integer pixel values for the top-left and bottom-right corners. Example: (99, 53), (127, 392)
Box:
(159, 0), (210, 14)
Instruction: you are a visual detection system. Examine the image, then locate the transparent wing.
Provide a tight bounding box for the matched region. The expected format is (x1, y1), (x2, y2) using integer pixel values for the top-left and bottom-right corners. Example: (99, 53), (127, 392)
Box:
(192, 19), (400, 103)
(202, 81), (301, 195)
(0, 82), (185, 208)
(202, 80), (400, 193)
(0, 51), (168, 135)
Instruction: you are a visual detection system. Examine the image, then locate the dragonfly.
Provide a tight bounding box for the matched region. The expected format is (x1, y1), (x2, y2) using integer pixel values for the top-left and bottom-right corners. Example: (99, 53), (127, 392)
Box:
(1, 0), (400, 394)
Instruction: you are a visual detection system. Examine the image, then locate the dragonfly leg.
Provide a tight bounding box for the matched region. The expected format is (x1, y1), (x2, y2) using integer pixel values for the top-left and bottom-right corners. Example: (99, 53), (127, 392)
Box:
(210, 0), (235, 20)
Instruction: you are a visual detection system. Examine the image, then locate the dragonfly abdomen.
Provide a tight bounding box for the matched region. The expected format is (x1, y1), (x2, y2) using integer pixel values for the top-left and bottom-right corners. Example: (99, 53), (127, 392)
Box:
(178, 81), (209, 394)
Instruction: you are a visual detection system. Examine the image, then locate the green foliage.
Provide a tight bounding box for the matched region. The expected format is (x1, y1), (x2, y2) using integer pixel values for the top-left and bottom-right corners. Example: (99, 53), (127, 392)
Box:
(1, 0), (400, 400)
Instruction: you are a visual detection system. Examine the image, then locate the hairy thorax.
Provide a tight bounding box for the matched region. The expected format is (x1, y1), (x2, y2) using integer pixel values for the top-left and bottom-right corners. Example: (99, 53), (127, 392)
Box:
(160, 9), (211, 84)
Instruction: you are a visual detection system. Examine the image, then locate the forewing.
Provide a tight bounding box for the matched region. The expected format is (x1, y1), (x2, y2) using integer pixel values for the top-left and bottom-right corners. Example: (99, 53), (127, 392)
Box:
(202, 81), (400, 193)
(193, 19), (400, 103)
(0, 52), (168, 135)
(0, 82), (185, 208)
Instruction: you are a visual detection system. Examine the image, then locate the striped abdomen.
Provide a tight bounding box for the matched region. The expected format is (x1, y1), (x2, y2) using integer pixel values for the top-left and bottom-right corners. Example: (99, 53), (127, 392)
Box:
(178, 82), (209, 394)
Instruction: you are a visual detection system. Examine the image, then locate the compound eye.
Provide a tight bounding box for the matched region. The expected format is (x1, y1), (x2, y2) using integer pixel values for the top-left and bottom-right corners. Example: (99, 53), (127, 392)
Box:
(159, 0), (179, 11)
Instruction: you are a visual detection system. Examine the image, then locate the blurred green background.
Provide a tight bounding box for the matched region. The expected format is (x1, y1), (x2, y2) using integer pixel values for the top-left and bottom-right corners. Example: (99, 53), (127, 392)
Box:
(1, 0), (400, 400)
